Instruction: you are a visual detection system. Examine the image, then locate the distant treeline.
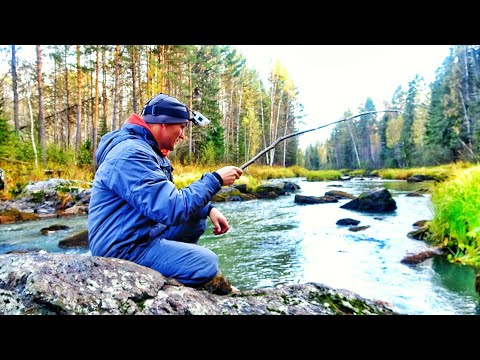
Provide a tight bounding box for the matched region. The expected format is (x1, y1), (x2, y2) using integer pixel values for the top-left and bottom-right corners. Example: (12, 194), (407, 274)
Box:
(0, 45), (478, 171)
(304, 46), (480, 170)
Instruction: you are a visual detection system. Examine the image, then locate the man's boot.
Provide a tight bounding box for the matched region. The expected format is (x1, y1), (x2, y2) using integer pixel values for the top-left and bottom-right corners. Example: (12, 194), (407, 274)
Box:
(202, 272), (239, 295)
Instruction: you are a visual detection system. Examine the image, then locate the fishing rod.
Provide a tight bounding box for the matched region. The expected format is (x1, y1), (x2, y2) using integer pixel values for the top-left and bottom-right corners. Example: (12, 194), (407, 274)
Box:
(239, 110), (401, 170)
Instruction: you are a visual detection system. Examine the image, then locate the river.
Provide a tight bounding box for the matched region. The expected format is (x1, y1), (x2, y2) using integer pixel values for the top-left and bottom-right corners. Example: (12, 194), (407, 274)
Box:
(0, 177), (479, 315)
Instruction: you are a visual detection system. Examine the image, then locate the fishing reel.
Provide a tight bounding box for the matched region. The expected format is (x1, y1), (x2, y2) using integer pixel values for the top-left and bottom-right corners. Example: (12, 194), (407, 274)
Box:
(190, 111), (210, 127)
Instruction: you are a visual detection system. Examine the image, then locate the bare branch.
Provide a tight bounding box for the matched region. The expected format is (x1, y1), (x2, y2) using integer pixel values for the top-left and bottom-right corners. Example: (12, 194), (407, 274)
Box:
(240, 110), (401, 170)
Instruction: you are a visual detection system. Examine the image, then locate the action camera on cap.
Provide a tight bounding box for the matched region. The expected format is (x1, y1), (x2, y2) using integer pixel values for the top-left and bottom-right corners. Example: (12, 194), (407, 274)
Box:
(190, 111), (210, 127)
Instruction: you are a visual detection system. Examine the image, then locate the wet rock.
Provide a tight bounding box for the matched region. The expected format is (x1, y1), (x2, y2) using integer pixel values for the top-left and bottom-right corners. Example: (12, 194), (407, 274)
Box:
(406, 192), (423, 197)
(324, 190), (356, 199)
(255, 184), (286, 197)
(58, 230), (88, 249)
(407, 227), (430, 240)
(0, 253), (398, 315)
(340, 188), (397, 213)
(406, 175), (435, 182)
(294, 195), (338, 204)
(283, 181), (300, 192)
(348, 225), (371, 232)
(234, 184), (248, 193)
(40, 224), (71, 235)
(400, 249), (443, 265)
(413, 220), (429, 228)
(0, 209), (39, 224)
(212, 187), (255, 202)
(336, 218), (361, 226)
(6, 248), (43, 254)
(0, 179), (91, 224)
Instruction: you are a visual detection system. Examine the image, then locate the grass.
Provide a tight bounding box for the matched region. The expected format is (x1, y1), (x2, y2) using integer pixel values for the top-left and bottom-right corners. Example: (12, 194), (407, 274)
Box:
(427, 164), (480, 267)
(372, 161), (471, 181)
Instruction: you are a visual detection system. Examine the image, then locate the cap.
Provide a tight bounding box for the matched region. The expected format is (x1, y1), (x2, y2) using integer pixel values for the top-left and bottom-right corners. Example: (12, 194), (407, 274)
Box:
(141, 93), (190, 124)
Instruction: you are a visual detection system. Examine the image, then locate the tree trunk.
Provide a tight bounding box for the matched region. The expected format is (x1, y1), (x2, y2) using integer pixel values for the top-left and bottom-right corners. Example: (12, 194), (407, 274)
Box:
(130, 46), (138, 114)
(101, 46), (108, 134)
(188, 63), (193, 164)
(10, 45), (19, 132)
(112, 45), (120, 131)
(347, 119), (361, 168)
(64, 46), (72, 149)
(53, 54), (58, 144)
(268, 76), (277, 165)
(146, 46), (152, 99)
(283, 111), (289, 167)
(137, 46), (144, 109)
(92, 45), (99, 165)
(75, 45), (82, 159)
(269, 89), (283, 166)
(236, 85), (242, 164)
(258, 82), (268, 165)
(26, 92), (38, 168)
(36, 45), (46, 165)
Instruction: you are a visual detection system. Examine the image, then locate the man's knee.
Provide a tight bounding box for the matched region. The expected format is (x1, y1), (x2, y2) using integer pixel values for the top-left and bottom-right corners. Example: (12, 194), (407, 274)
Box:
(140, 239), (218, 286)
(182, 247), (219, 286)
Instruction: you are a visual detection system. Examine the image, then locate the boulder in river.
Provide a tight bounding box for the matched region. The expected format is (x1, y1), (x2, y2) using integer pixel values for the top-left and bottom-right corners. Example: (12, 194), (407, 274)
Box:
(340, 188), (397, 213)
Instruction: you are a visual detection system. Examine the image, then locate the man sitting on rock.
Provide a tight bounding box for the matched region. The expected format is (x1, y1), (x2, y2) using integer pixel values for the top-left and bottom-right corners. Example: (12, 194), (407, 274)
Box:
(88, 93), (242, 294)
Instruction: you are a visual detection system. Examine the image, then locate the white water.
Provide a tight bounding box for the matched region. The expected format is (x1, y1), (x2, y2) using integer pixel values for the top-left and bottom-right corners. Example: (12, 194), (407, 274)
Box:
(1, 177), (479, 314)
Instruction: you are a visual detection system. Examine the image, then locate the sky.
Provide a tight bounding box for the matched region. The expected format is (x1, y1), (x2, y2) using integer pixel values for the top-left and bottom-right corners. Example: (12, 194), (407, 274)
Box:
(233, 45), (452, 149)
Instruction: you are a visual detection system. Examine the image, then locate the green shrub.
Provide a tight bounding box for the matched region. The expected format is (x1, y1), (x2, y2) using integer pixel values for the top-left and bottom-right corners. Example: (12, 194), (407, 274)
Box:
(428, 165), (480, 266)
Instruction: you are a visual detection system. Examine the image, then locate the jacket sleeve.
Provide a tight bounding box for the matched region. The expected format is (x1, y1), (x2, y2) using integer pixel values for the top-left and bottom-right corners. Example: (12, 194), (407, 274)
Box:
(107, 146), (221, 226)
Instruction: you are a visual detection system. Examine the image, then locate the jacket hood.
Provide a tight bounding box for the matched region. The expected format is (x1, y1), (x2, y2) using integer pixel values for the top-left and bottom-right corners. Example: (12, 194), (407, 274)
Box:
(95, 116), (160, 167)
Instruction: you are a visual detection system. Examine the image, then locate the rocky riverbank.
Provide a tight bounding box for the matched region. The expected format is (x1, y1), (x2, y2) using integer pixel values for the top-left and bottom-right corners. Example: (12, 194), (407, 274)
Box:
(0, 252), (398, 315)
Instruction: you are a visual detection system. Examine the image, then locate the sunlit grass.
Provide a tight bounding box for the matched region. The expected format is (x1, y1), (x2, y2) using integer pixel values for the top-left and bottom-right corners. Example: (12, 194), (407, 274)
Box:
(347, 169), (366, 177)
(373, 161), (471, 181)
(0, 158), (95, 199)
(306, 169), (343, 181)
(172, 164), (300, 191)
(427, 164), (480, 267)
(242, 164), (297, 180)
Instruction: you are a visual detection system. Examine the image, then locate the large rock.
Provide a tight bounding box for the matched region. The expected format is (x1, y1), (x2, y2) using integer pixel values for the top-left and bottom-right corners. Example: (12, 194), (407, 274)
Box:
(0, 252), (397, 315)
(340, 187), (397, 213)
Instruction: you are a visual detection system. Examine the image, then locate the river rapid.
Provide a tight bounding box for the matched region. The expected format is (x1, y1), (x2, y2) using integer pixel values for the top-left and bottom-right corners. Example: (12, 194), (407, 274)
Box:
(0, 177), (479, 315)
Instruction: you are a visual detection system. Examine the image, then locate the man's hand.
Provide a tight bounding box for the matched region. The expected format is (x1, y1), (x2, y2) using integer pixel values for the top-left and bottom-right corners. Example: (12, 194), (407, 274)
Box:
(209, 207), (230, 235)
(214, 166), (243, 186)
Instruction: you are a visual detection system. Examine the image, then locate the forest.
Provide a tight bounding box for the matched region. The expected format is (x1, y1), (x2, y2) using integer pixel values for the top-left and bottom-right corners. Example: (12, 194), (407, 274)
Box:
(0, 45), (479, 171)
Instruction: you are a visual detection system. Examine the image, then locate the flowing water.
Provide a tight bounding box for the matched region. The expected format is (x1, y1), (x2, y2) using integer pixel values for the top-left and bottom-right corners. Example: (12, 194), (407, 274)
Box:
(1, 177), (479, 315)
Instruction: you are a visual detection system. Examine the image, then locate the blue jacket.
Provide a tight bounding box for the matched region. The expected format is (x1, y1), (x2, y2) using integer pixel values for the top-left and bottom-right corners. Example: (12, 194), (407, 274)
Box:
(88, 117), (221, 260)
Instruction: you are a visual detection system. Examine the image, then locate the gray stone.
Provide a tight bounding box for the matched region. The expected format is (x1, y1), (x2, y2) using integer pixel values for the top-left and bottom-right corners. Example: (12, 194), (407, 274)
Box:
(0, 253), (398, 315)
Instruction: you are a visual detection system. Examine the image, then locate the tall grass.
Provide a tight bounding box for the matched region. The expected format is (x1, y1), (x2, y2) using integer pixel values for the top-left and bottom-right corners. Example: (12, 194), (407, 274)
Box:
(428, 165), (480, 267)
(306, 169), (343, 181)
(173, 164), (299, 191)
(374, 162), (471, 181)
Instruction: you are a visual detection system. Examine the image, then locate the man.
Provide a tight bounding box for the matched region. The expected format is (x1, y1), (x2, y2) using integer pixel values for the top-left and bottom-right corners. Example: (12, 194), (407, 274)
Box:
(88, 93), (243, 294)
